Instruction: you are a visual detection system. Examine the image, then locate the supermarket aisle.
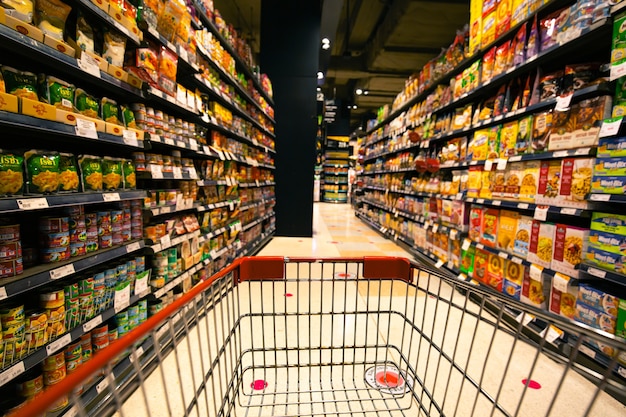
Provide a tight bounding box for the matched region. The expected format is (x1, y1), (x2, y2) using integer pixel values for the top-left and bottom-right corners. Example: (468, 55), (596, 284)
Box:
(257, 203), (413, 258)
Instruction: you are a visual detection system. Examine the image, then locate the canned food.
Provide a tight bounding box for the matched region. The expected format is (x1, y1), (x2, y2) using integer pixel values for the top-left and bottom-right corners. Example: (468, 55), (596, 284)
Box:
(98, 223), (112, 237)
(70, 228), (87, 243)
(80, 333), (92, 362)
(0, 224), (20, 242)
(64, 341), (82, 374)
(144, 226), (157, 242)
(0, 303), (24, 329)
(79, 293), (94, 319)
(24, 311), (48, 349)
(63, 205), (84, 217)
(108, 327), (118, 343)
(4, 338), (26, 362)
(85, 212), (97, 228)
(65, 297), (79, 329)
(0, 240), (21, 260)
(40, 288), (64, 309)
(85, 239), (99, 253)
(45, 305), (65, 339)
(15, 371), (43, 398)
(97, 211), (111, 224)
(48, 394), (69, 412)
(0, 257), (23, 277)
(70, 242), (86, 257)
(111, 210), (123, 224)
(68, 215), (85, 229)
(40, 246), (70, 263)
(39, 217), (69, 233)
(41, 231), (70, 248)
(3, 322), (25, 340)
(99, 233), (113, 249)
(42, 351), (65, 372)
(121, 229), (132, 242)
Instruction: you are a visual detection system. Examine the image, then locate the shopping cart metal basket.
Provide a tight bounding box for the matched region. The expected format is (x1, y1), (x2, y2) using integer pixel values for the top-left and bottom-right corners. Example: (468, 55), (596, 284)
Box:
(8, 257), (626, 417)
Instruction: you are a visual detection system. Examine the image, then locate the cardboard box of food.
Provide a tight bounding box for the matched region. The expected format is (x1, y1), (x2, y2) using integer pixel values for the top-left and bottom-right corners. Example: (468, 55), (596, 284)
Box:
(486, 252), (504, 291)
(43, 35), (75, 58)
(497, 209), (519, 253)
(469, 129), (489, 161)
(516, 115), (533, 154)
(559, 158), (593, 208)
(460, 243), (476, 276)
(588, 229), (626, 256)
(584, 246), (626, 275)
(469, 205), (483, 242)
(591, 175), (626, 194)
(521, 266), (549, 309)
(467, 166), (483, 198)
(473, 248), (490, 284)
(1, 10), (44, 43)
(549, 272), (578, 319)
(480, 208), (499, 247)
(597, 136), (626, 158)
(513, 215), (532, 258)
(0, 92), (18, 113)
(593, 157), (626, 176)
(551, 224), (587, 278)
(527, 221), (555, 269)
(503, 259), (524, 300)
(548, 108), (573, 151)
(575, 301), (616, 335)
(20, 97), (56, 121)
(536, 160), (562, 206)
(577, 283), (619, 318)
(519, 161), (540, 202)
(479, 170), (494, 199)
(591, 212), (626, 236)
(571, 96), (612, 147)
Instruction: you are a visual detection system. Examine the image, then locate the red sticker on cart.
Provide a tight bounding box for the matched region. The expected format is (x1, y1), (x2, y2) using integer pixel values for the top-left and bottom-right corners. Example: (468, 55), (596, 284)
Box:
(522, 379), (541, 389)
(284, 293), (293, 297)
(251, 380), (268, 390)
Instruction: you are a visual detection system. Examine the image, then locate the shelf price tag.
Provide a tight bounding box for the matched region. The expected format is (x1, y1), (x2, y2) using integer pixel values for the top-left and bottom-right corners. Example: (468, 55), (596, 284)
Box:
(173, 167), (183, 179)
(122, 129), (138, 147)
(150, 165), (163, 179)
(555, 93), (573, 112)
(529, 264), (543, 280)
(435, 259), (444, 268)
(50, 263), (75, 280)
(160, 235), (171, 249)
(515, 312), (535, 326)
(0, 287), (6, 301)
(462, 239), (471, 251)
(77, 53), (101, 78)
(114, 283), (131, 313)
(599, 117), (623, 138)
(83, 315), (103, 332)
(496, 158), (508, 171)
(610, 60), (626, 81)
(517, 203), (530, 209)
(0, 361), (25, 387)
(533, 205), (549, 221)
(164, 138), (175, 146)
(189, 139), (198, 151)
(134, 271), (150, 296)
(46, 333), (72, 355)
(75, 118), (98, 139)
(590, 194), (611, 202)
(540, 325), (564, 343)
(102, 193), (121, 202)
(17, 197), (49, 210)
(484, 160), (493, 171)
(126, 241), (141, 254)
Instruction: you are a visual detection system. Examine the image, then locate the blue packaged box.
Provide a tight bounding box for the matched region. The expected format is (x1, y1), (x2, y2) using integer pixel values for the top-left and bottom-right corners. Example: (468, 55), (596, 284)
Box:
(584, 246), (626, 275)
(588, 229), (626, 256)
(591, 175), (626, 194)
(597, 136), (626, 158)
(594, 157), (626, 176)
(577, 283), (619, 318)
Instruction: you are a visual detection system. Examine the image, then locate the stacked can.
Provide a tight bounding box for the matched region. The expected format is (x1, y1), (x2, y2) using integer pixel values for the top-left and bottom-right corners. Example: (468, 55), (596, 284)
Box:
(42, 351), (68, 412)
(131, 200), (143, 240)
(64, 282), (80, 330)
(40, 288), (65, 342)
(79, 276), (95, 323)
(91, 323), (109, 371)
(168, 247), (178, 280)
(85, 212), (99, 253)
(92, 271), (106, 315)
(24, 310), (48, 352)
(39, 216), (70, 264)
(148, 299), (163, 317)
(117, 262), (128, 285)
(111, 209), (124, 247)
(0, 223), (22, 278)
(138, 299), (148, 323)
(15, 371), (44, 401)
(104, 268), (117, 310)
(116, 310), (130, 338)
(151, 252), (168, 288)
(0, 303), (25, 363)
(97, 211), (112, 249)
(66, 206), (87, 258)
(64, 340), (83, 394)
(126, 258), (136, 294)
(119, 201), (132, 242)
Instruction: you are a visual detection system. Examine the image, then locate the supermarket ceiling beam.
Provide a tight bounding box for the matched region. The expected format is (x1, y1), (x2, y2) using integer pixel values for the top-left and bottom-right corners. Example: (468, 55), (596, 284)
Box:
(326, 56), (412, 79)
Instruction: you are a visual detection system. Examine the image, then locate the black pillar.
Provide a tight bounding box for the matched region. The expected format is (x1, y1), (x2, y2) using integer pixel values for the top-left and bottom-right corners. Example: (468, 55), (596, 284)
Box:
(261, 0), (320, 237)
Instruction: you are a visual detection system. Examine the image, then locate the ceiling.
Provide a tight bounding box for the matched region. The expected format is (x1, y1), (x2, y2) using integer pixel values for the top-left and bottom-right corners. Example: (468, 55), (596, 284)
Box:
(213, 0), (470, 131)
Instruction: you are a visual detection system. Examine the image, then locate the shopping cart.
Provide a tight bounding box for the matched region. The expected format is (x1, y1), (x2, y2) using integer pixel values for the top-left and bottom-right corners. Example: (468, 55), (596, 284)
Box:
(8, 256), (626, 417)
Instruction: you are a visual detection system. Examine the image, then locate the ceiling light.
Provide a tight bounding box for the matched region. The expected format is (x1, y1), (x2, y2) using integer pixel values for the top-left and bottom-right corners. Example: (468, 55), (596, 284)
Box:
(322, 43), (331, 50)
(352, 105), (358, 109)
(355, 88), (363, 95)
(317, 71), (324, 80)
(316, 87), (321, 91)
(363, 90), (369, 95)
(322, 37), (330, 44)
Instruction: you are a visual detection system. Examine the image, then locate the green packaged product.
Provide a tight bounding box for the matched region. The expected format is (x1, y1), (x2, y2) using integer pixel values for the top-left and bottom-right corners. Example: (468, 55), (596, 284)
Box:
(1, 66), (37, 100)
(121, 105), (136, 128)
(58, 153), (79, 192)
(122, 159), (136, 189)
(0, 150), (24, 196)
(38, 75), (74, 111)
(24, 149), (60, 194)
(101, 97), (120, 125)
(79, 155), (102, 192)
(101, 157), (122, 190)
(75, 88), (99, 118)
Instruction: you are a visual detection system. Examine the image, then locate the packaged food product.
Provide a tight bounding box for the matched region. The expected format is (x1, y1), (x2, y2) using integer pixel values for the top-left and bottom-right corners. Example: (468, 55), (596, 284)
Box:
(591, 211), (626, 236)
(503, 259), (523, 300)
(102, 157), (122, 190)
(103, 29), (127, 67)
(495, 0), (511, 38)
(1, 0), (34, 23)
(521, 267), (549, 308)
(552, 224), (587, 278)
(511, 0), (527, 27)
(158, 47), (179, 95)
(504, 161), (523, 199)
(549, 272), (577, 319)
(1, 67), (37, 100)
(597, 137), (626, 158)
(616, 299), (626, 340)
(473, 248), (489, 284)
(469, 129), (489, 161)
(536, 160), (562, 206)
(512, 23), (527, 66)
(76, 11), (94, 53)
(482, 47), (496, 84)
(460, 244), (475, 276)
(591, 175), (626, 194)
(531, 111), (552, 153)
(589, 229), (626, 256)
(528, 221), (556, 268)
(559, 158), (593, 206)
(480, 208), (499, 247)
(577, 283), (619, 318)
(100, 98), (120, 125)
(496, 209), (519, 253)
(575, 301), (616, 335)
(121, 105), (136, 129)
(24, 150), (59, 194)
(526, 15), (539, 59)
(612, 11), (626, 63)
(123, 159), (136, 189)
(539, 10), (560, 52)
(34, 0), (71, 40)
(37, 75), (74, 111)
(0, 150), (24, 196)
(516, 115), (532, 154)
(74, 89), (99, 118)
(499, 121), (518, 157)
(572, 96), (612, 147)
(493, 41), (511, 77)
(486, 252), (504, 291)
(156, 0), (186, 41)
(79, 155), (102, 192)
(519, 161), (540, 202)
(481, 11), (497, 47)
(58, 153), (79, 192)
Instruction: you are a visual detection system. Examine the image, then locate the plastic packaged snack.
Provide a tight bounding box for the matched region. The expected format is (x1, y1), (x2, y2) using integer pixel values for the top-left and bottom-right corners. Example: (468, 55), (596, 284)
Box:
(102, 29), (126, 67)
(0, 150), (24, 196)
(513, 23), (527, 66)
(58, 153), (79, 192)
(76, 11), (95, 53)
(158, 47), (178, 95)
(37, 75), (74, 111)
(121, 105), (137, 128)
(482, 47), (496, 84)
(156, 0), (186, 42)
(78, 155), (102, 192)
(526, 15), (539, 59)
(122, 160), (136, 189)
(100, 98), (120, 125)
(494, 41), (510, 76)
(1, 0), (34, 23)
(101, 157), (122, 191)
(74, 89), (99, 118)
(24, 150), (60, 194)
(34, 0), (72, 41)
(1, 67), (38, 100)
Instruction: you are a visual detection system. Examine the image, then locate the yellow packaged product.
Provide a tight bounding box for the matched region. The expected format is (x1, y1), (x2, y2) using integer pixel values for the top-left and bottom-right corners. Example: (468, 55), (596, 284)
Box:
(497, 209), (519, 252)
(519, 160), (540, 202)
(481, 11), (497, 48)
(469, 129), (489, 161)
(499, 120), (518, 158)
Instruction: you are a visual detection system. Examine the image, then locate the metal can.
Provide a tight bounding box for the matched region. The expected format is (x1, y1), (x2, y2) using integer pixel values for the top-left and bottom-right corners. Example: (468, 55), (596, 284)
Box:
(39, 288), (64, 309)
(39, 216), (69, 233)
(0, 303), (24, 329)
(92, 324), (109, 353)
(64, 296), (80, 330)
(0, 257), (23, 277)
(24, 310), (48, 349)
(80, 333), (92, 362)
(40, 246), (70, 263)
(0, 224), (20, 242)
(45, 305), (66, 340)
(112, 232), (124, 246)
(85, 212), (97, 228)
(15, 371), (44, 398)
(40, 231), (70, 249)
(85, 238), (99, 253)
(0, 240), (21, 260)
(70, 242), (86, 257)
(99, 233), (113, 249)
(42, 350), (65, 371)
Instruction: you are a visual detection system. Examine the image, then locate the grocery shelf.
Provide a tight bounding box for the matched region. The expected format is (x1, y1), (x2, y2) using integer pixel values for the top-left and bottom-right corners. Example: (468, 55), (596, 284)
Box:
(147, 133), (202, 153)
(146, 87), (200, 119)
(239, 181), (276, 188)
(146, 230), (201, 254)
(197, 227), (229, 245)
(0, 190), (146, 214)
(587, 194), (626, 204)
(197, 199), (240, 212)
(240, 198), (276, 211)
(242, 212), (275, 232)
(145, 200), (198, 217)
(137, 169), (199, 181)
(196, 179), (227, 187)
(144, 26), (199, 73)
(0, 240), (144, 301)
(579, 263), (626, 287)
(76, 0), (141, 45)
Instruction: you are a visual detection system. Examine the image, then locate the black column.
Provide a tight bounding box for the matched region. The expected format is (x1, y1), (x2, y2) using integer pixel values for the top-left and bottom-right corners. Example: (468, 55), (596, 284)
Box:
(261, 0), (321, 237)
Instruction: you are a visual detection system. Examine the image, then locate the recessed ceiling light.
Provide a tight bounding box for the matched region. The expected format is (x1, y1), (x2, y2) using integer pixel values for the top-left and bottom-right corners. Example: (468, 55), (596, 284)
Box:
(355, 88), (363, 95)
(316, 87), (321, 91)
(322, 43), (330, 50)
(353, 105), (358, 109)
(363, 90), (369, 95)
(322, 37), (330, 44)
(317, 72), (324, 80)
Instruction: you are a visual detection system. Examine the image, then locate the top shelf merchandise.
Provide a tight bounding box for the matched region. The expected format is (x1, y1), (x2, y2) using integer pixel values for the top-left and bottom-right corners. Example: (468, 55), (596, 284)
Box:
(357, 0), (626, 390)
(0, 0), (277, 413)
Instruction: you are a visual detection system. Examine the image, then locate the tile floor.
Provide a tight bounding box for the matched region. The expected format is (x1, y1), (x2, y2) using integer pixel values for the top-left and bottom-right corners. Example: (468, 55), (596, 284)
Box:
(109, 203), (625, 417)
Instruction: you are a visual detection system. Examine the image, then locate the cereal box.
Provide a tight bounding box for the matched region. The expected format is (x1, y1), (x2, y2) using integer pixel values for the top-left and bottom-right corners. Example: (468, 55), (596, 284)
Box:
(597, 136), (626, 158)
(503, 259), (524, 300)
(612, 12), (626, 63)
(547, 107), (574, 151)
(527, 221), (555, 268)
(467, 166), (483, 198)
(591, 176), (626, 194)
(495, 0), (512, 38)
(479, 170), (494, 199)
(497, 209), (519, 253)
(473, 248), (490, 283)
(492, 170), (506, 199)
(588, 229), (626, 256)
(519, 161), (540, 202)
(571, 96), (612, 147)
(575, 302), (616, 335)
(460, 243), (476, 275)
(480, 208), (500, 247)
(590, 212), (626, 236)
(577, 283), (619, 317)
(513, 215), (533, 258)
(499, 120), (518, 158)
(549, 272), (578, 319)
(486, 252), (504, 291)
(559, 158), (593, 208)
(469, 130), (489, 161)
(469, 205), (483, 242)
(511, 0), (528, 27)
(521, 267), (549, 309)
(617, 298), (626, 339)
(487, 126), (500, 159)
(535, 160), (562, 206)
(552, 224), (587, 278)
(531, 111), (552, 153)
(503, 161), (524, 200)
(482, 11), (497, 47)
(584, 246), (626, 274)
(593, 157), (626, 176)
(516, 115), (533, 154)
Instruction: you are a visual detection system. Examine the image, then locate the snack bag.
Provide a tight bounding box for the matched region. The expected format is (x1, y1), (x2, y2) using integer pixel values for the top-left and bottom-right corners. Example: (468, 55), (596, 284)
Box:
(0, 150), (24, 196)
(79, 155), (103, 192)
(34, 0), (71, 40)
(38, 75), (74, 111)
(1, 67), (37, 100)
(102, 157), (122, 190)
(58, 153), (79, 192)
(103, 29), (127, 67)
(25, 149), (60, 194)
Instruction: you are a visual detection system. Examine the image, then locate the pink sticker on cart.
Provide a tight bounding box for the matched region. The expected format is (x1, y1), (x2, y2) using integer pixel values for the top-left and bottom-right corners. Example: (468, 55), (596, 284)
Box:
(251, 380), (268, 390)
(522, 379), (541, 389)
(284, 293), (293, 297)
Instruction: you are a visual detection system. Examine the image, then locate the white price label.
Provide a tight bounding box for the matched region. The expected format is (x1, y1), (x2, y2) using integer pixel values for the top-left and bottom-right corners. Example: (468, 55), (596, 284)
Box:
(50, 263), (75, 280)
(599, 118), (623, 138)
(77, 54), (101, 78)
(17, 197), (49, 210)
(534, 206), (549, 221)
(225, 176), (232, 186)
(160, 235), (171, 249)
(103, 193), (120, 202)
(541, 325), (563, 343)
(610, 60), (626, 81)
(188, 167), (198, 179)
(435, 260), (444, 268)
(476, 199), (485, 204)
(134, 273), (149, 296)
(553, 150), (568, 158)
(178, 47), (188, 62)
(176, 141), (186, 148)
(216, 149), (226, 160)
(578, 344), (596, 359)
(62, 405), (79, 417)
(462, 239), (471, 251)
(476, 243), (485, 250)
(0, 362), (25, 387)
(450, 229), (458, 240)
(126, 241), (141, 253)
(432, 224), (439, 233)
(587, 267), (606, 278)
(529, 264), (543, 280)
(96, 378), (110, 394)
(515, 312), (535, 326)
(150, 166), (163, 179)
(484, 159), (494, 172)
(560, 208), (577, 215)
(189, 139), (198, 151)
(0, 287), (6, 301)
(166, 95), (176, 104)
(46, 333), (72, 355)
(553, 272), (570, 293)
(75, 118), (98, 139)
(114, 285), (131, 312)
(165, 138), (175, 146)
(555, 93), (573, 112)
(509, 155), (522, 162)
(83, 315), (103, 333)
(517, 203), (530, 209)
(150, 135), (161, 143)
(498, 251), (509, 260)
(457, 273), (467, 281)
(456, 193), (463, 200)
(574, 147), (591, 156)
(590, 194), (611, 202)
(511, 256), (522, 265)
(255, 180), (260, 187)
(122, 129), (138, 146)
(229, 201), (235, 211)
(203, 145), (211, 155)
(497, 158), (508, 171)
(493, 200), (502, 206)
(130, 346), (145, 363)
(173, 167), (183, 179)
